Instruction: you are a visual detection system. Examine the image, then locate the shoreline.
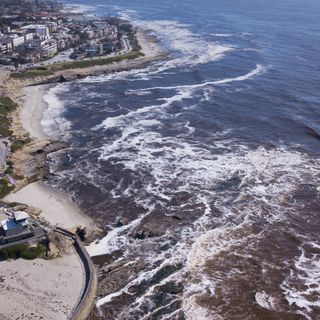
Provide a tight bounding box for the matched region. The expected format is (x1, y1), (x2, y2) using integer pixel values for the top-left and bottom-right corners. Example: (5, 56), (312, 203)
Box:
(20, 85), (50, 140)
(3, 28), (165, 232)
(0, 26), (166, 320)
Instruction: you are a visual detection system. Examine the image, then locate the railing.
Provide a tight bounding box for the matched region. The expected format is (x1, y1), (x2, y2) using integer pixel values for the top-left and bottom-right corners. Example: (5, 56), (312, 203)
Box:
(54, 227), (97, 320)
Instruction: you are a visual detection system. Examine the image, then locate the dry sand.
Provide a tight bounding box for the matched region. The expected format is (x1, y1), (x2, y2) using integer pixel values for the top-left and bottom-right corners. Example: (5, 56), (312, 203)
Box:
(5, 181), (94, 231)
(0, 247), (84, 320)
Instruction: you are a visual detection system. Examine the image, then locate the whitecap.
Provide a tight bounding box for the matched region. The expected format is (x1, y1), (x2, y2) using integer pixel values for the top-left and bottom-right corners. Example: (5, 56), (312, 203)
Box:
(42, 84), (71, 140)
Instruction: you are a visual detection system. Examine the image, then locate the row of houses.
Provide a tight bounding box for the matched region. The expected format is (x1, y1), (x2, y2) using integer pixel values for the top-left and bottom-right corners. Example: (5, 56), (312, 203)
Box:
(0, 23), (57, 60)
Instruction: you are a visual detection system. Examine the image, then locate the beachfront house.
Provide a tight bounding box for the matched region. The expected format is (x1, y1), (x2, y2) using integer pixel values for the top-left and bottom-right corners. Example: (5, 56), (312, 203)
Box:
(0, 211), (33, 244)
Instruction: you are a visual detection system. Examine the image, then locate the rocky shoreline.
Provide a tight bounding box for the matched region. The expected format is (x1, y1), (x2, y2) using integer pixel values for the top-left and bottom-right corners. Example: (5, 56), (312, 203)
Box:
(0, 28), (166, 320)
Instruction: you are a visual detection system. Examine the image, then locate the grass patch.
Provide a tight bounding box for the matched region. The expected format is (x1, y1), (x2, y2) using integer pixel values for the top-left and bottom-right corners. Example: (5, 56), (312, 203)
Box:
(0, 243), (46, 260)
(50, 50), (143, 71)
(11, 68), (54, 78)
(11, 50), (144, 78)
(0, 97), (18, 113)
(0, 178), (14, 199)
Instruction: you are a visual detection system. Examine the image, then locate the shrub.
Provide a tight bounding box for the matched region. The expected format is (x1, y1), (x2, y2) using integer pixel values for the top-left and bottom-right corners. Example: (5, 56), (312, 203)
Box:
(0, 97), (17, 138)
(0, 243), (46, 260)
(10, 50), (144, 78)
(10, 138), (31, 153)
(0, 178), (14, 199)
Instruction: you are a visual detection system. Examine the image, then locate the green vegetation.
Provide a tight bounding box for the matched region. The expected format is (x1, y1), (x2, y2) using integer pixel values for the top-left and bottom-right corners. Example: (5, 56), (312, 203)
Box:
(11, 50), (144, 79)
(4, 165), (24, 180)
(0, 243), (46, 260)
(0, 178), (14, 199)
(0, 96), (17, 137)
(0, 96), (30, 154)
(51, 50), (143, 71)
(10, 137), (31, 153)
(0, 96), (17, 113)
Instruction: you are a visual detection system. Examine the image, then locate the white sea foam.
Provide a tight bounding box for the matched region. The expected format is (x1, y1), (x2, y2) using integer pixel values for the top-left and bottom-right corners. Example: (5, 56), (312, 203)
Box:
(135, 20), (234, 67)
(89, 90), (320, 318)
(42, 85), (71, 140)
(255, 291), (280, 311)
(87, 212), (150, 257)
(211, 33), (233, 37)
(95, 89), (192, 131)
(131, 64), (266, 92)
(281, 243), (320, 319)
(62, 4), (96, 14)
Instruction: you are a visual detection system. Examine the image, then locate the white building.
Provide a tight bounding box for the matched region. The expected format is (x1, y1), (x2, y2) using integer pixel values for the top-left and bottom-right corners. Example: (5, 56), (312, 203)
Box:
(0, 36), (13, 53)
(41, 39), (58, 57)
(21, 24), (50, 40)
(25, 33), (35, 41)
(10, 34), (25, 48)
(0, 211), (30, 238)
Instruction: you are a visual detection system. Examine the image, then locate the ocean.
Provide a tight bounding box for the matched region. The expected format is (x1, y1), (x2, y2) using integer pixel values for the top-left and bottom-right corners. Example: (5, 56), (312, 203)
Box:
(43, 0), (320, 319)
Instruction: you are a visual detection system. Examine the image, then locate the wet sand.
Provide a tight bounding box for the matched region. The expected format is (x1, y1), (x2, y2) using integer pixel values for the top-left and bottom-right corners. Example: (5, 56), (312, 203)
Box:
(20, 85), (50, 140)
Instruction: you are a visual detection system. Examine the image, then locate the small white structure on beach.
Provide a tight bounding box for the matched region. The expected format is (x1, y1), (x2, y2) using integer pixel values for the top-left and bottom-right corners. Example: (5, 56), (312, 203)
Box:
(0, 211), (30, 238)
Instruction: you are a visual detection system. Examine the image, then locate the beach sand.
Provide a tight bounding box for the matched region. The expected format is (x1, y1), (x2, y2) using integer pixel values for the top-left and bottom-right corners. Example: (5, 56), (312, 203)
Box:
(0, 247), (84, 320)
(5, 181), (94, 231)
(20, 85), (49, 140)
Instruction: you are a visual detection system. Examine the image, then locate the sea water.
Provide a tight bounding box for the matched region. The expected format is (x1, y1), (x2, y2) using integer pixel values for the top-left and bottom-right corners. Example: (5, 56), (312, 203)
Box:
(43, 0), (320, 318)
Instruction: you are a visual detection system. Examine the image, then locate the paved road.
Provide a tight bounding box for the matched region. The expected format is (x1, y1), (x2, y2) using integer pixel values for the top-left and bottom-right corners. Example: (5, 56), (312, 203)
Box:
(120, 35), (132, 54)
(31, 48), (74, 67)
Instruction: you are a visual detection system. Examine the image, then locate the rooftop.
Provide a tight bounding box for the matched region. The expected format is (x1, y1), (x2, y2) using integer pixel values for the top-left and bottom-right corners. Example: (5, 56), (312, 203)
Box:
(14, 211), (30, 222)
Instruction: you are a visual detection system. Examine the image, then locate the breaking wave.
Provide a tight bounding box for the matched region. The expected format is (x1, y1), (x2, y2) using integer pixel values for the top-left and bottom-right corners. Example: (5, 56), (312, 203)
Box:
(42, 84), (71, 140)
(41, 2), (320, 320)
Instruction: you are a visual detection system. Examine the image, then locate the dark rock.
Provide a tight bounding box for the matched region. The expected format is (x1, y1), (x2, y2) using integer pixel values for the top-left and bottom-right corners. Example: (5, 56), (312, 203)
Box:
(133, 227), (163, 239)
(59, 75), (68, 83)
(115, 219), (123, 228)
(171, 215), (182, 220)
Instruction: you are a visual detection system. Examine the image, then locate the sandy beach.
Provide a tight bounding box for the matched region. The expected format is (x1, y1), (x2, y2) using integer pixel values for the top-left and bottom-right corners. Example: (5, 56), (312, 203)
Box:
(3, 28), (165, 233)
(4, 81), (95, 231)
(0, 247), (84, 320)
(5, 181), (94, 230)
(20, 85), (50, 141)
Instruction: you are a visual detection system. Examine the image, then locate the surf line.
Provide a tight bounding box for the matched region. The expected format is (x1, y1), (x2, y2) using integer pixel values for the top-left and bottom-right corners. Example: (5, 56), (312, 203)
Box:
(127, 64), (266, 92)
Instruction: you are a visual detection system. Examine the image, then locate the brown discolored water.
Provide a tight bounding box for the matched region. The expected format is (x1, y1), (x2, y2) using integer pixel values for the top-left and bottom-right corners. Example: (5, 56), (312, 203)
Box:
(46, 0), (320, 318)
